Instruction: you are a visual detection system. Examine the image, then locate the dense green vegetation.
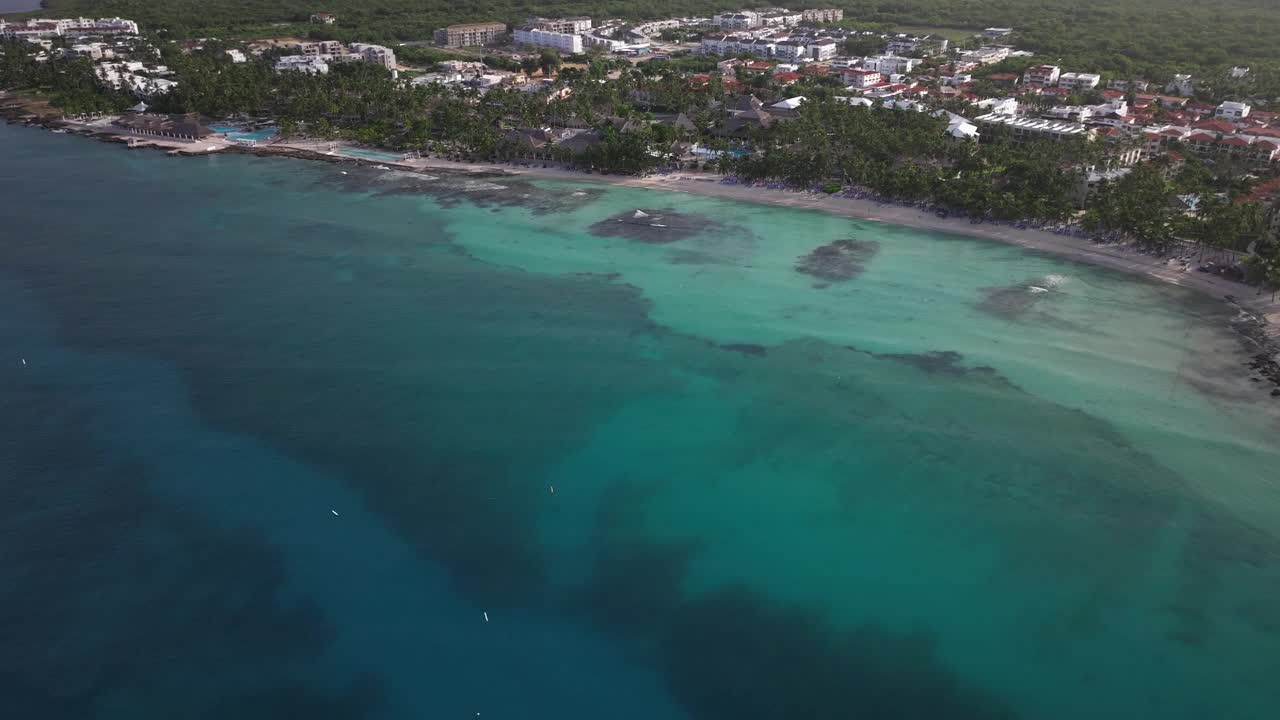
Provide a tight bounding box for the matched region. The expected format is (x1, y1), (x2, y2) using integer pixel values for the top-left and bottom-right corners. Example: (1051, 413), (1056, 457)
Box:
(0, 41), (132, 115)
(726, 102), (1093, 222)
(1085, 163), (1267, 252)
(2, 32), (1276, 278)
(11, 0), (1280, 84)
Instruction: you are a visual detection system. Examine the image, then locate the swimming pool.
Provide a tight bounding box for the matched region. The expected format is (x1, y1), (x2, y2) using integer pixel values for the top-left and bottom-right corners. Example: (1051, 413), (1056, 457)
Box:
(337, 147), (405, 162)
(209, 125), (278, 142)
(690, 145), (751, 160)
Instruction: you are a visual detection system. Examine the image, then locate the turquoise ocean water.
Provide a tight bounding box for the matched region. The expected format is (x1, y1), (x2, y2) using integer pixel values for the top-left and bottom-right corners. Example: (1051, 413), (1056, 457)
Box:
(2, 121), (1279, 719)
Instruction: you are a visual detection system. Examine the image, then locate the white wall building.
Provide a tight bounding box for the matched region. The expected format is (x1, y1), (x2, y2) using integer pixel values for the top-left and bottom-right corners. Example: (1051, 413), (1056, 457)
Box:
(759, 10), (802, 27)
(349, 43), (396, 69)
(808, 38), (838, 61)
(975, 114), (1092, 142)
(275, 56), (330, 74)
(1166, 74), (1195, 96)
(946, 119), (980, 141)
(295, 41), (394, 69)
(633, 19), (683, 36)
(959, 46), (1009, 65)
(411, 72), (465, 86)
(773, 39), (808, 60)
(841, 68), (882, 89)
(62, 17), (139, 35)
(801, 9), (844, 23)
(1216, 101), (1251, 121)
(2, 17), (137, 38)
(974, 97), (1019, 115)
(1058, 72), (1101, 91)
(527, 16), (592, 34)
(513, 27), (584, 54)
(715, 12), (759, 30)
(64, 44), (102, 60)
(862, 55), (919, 74)
(885, 36), (949, 56)
(700, 34), (736, 55)
(301, 41), (344, 57)
(742, 38), (777, 57)
(0, 20), (62, 38)
(583, 34), (626, 51)
(1022, 64), (1061, 85)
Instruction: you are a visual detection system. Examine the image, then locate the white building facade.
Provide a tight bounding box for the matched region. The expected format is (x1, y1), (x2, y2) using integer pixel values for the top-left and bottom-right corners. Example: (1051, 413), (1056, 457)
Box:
(513, 27), (584, 54)
(773, 39), (807, 60)
(808, 38), (838, 61)
(862, 55), (919, 74)
(801, 8), (844, 23)
(714, 12), (759, 30)
(527, 17), (592, 34)
(1058, 72), (1101, 91)
(275, 56), (330, 74)
(1022, 64), (1061, 85)
(1216, 101), (1251, 121)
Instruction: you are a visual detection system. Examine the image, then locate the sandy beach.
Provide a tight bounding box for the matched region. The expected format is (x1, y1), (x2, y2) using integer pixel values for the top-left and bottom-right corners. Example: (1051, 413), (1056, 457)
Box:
(357, 148), (1280, 332)
(11, 103), (1279, 336)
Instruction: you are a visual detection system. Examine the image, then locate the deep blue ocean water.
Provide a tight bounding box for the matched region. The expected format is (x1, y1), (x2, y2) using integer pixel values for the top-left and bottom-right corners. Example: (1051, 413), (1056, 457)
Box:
(2, 122), (1279, 719)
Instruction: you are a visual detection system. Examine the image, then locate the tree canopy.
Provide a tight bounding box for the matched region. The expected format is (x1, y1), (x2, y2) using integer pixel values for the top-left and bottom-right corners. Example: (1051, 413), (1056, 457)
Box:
(12, 0), (1280, 80)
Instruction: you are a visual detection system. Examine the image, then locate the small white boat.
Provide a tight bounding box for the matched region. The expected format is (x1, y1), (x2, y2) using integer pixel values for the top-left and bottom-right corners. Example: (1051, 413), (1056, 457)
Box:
(1028, 286), (1049, 294)
(331, 509), (340, 516)
(633, 210), (649, 219)
(650, 223), (667, 228)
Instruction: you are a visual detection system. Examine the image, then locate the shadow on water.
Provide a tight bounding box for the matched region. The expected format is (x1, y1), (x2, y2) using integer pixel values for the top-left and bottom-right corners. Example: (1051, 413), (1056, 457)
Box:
(582, 477), (1018, 718)
(0, 379), (382, 719)
(580, 479), (700, 636)
(693, 339), (1280, 665)
(580, 479), (1017, 719)
(313, 165), (604, 214)
(660, 585), (1020, 720)
(977, 276), (1065, 320)
(0, 203), (671, 606)
(590, 208), (729, 244)
(794, 238), (880, 284)
(4, 131), (1280, 718)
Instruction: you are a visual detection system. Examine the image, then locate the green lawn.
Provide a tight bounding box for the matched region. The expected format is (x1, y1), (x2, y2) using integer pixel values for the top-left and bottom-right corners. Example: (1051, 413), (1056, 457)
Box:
(892, 26), (981, 43)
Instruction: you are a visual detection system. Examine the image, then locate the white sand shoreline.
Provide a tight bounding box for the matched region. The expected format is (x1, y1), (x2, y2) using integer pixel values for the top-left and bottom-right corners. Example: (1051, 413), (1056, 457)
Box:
(23, 116), (1280, 339)
(381, 152), (1280, 332)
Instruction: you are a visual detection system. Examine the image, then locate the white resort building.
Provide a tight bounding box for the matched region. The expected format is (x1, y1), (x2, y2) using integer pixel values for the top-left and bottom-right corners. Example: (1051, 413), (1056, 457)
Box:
(513, 26), (584, 54)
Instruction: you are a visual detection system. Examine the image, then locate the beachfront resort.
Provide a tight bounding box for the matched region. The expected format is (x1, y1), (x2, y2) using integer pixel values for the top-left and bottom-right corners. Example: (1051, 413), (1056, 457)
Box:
(3, 8), (1280, 290)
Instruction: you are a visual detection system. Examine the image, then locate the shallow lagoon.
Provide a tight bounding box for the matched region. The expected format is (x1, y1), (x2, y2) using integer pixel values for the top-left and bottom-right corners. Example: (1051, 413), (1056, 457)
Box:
(2, 123), (1279, 720)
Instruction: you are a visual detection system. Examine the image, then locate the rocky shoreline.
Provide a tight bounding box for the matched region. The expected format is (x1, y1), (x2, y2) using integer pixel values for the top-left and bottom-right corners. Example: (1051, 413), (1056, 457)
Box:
(1228, 299), (1280, 395)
